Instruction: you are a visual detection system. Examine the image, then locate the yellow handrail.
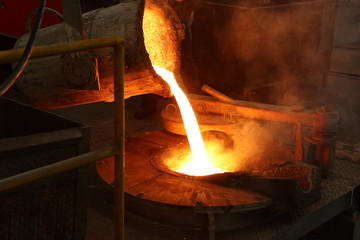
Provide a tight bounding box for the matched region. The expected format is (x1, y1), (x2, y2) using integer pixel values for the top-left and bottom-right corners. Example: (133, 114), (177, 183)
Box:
(0, 36), (125, 240)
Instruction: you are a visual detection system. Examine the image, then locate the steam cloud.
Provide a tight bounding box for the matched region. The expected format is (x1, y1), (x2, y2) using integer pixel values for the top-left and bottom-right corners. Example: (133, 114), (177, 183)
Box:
(193, 2), (360, 136)
(204, 119), (293, 172)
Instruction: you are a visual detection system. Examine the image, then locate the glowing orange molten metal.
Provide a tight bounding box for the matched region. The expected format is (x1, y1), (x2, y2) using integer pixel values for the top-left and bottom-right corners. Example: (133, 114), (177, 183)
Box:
(153, 66), (225, 176)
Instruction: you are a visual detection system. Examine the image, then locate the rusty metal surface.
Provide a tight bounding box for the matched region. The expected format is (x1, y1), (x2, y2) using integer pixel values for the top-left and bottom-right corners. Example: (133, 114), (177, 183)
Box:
(97, 131), (273, 210)
(96, 130), (277, 231)
(96, 129), (326, 232)
(188, 94), (337, 129)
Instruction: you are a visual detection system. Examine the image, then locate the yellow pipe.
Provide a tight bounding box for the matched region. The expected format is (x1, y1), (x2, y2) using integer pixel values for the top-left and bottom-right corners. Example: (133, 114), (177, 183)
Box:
(0, 36), (125, 64)
(114, 43), (125, 240)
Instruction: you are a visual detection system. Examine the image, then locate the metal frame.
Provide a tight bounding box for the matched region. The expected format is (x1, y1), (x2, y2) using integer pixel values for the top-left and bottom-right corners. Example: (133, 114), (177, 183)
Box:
(191, 85), (340, 178)
(0, 36), (125, 240)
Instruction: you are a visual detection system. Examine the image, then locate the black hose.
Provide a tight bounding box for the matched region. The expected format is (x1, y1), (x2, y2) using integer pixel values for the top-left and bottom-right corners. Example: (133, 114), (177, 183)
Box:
(0, 0), (47, 96)
(26, 7), (63, 33)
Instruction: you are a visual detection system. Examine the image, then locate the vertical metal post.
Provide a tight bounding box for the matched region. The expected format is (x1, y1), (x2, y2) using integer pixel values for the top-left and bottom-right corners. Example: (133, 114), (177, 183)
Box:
(61, 0), (85, 39)
(208, 213), (216, 240)
(114, 41), (125, 240)
(294, 123), (303, 161)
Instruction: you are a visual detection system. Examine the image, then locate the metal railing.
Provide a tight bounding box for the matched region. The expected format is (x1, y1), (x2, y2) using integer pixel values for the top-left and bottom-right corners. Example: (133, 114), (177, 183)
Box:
(0, 36), (125, 240)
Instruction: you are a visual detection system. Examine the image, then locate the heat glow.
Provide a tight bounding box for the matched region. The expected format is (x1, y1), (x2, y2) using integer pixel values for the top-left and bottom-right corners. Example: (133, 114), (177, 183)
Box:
(153, 66), (225, 176)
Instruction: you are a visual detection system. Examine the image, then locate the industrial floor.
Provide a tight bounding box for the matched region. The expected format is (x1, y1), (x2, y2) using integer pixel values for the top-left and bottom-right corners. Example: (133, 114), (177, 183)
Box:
(47, 2), (360, 240)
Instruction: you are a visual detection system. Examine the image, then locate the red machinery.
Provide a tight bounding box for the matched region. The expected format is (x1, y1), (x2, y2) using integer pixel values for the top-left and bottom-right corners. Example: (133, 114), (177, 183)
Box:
(0, 0), (62, 38)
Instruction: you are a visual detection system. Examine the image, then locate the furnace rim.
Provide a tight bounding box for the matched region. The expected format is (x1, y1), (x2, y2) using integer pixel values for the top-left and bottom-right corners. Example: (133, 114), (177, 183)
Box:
(150, 142), (232, 181)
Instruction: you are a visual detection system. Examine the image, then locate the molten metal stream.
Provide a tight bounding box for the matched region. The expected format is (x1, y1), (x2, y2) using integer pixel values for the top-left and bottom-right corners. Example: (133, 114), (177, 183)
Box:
(153, 66), (225, 176)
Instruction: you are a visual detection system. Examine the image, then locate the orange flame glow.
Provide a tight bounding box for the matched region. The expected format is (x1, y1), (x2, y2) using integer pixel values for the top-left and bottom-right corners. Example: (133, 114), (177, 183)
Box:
(153, 66), (225, 176)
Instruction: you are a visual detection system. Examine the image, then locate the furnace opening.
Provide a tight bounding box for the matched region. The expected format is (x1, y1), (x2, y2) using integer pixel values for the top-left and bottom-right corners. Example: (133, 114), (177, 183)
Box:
(151, 131), (236, 179)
